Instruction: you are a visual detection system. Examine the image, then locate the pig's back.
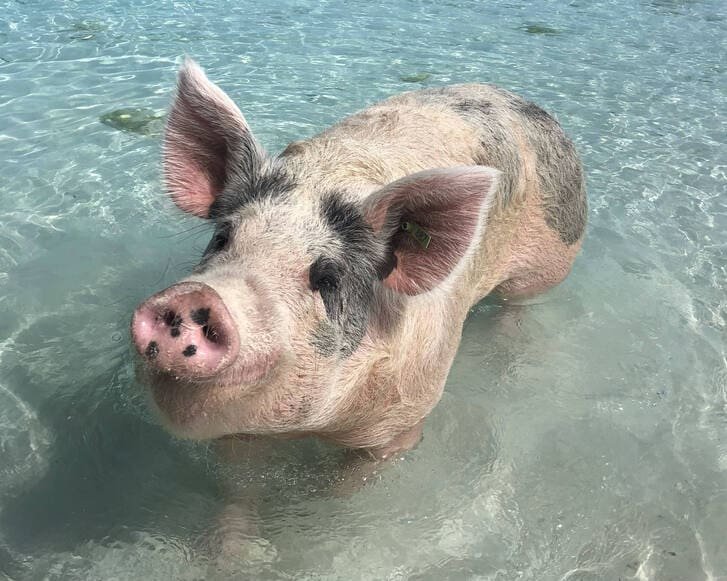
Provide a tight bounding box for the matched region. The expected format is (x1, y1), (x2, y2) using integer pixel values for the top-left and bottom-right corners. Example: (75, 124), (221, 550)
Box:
(280, 84), (586, 300)
(281, 84), (584, 235)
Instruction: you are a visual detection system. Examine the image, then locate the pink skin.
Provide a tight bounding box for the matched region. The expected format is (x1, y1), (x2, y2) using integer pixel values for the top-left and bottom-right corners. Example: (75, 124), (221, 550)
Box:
(130, 281), (241, 379)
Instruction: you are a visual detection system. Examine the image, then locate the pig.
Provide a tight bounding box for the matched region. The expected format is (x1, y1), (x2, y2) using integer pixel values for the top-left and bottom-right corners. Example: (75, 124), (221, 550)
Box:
(131, 59), (586, 461)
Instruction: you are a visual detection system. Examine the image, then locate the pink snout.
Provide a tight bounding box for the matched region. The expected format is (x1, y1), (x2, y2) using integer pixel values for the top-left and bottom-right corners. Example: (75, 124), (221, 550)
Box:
(131, 282), (240, 378)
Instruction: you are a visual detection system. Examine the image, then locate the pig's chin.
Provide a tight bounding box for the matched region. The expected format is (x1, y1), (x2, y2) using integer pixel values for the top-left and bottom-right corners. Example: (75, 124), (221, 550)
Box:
(139, 346), (284, 440)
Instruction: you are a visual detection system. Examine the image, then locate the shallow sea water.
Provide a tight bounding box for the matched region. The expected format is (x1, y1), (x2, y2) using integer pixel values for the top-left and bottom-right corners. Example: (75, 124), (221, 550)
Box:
(1, 0), (726, 579)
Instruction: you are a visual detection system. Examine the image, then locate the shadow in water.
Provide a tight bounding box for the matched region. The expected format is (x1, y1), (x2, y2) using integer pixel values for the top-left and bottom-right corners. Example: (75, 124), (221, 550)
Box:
(0, 232), (225, 577)
(0, 360), (222, 577)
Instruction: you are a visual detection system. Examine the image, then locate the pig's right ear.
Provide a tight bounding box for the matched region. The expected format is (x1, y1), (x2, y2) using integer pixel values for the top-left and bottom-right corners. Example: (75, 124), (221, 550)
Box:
(163, 59), (263, 218)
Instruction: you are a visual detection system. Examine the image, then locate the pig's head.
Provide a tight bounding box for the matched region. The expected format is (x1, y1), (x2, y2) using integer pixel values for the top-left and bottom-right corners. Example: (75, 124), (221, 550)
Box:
(131, 59), (499, 440)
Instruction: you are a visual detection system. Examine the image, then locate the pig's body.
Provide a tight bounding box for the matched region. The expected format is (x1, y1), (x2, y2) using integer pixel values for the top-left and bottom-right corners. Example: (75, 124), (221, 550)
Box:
(277, 85), (585, 449)
(131, 62), (586, 456)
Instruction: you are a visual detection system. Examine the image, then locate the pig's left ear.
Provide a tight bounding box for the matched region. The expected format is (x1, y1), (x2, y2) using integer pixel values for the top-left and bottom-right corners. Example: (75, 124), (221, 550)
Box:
(164, 59), (264, 218)
(363, 166), (500, 295)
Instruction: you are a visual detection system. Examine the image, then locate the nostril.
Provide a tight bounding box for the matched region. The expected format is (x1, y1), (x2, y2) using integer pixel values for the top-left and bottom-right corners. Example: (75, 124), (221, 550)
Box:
(202, 324), (221, 344)
(163, 310), (183, 327)
(145, 341), (160, 359)
(190, 308), (210, 326)
(159, 310), (184, 338)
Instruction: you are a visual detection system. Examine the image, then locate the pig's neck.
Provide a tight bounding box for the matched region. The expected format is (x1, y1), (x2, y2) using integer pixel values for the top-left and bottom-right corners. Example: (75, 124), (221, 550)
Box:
(315, 280), (474, 450)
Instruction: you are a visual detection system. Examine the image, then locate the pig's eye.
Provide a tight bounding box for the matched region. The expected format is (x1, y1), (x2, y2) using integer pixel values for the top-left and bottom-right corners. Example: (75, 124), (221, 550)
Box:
(309, 258), (340, 293)
(314, 274), (338, 291)
(205, 227), (230, 255)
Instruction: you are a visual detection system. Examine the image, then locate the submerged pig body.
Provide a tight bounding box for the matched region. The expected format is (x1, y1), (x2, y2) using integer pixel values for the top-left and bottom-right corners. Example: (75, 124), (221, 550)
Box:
(131, 61), (586, 453)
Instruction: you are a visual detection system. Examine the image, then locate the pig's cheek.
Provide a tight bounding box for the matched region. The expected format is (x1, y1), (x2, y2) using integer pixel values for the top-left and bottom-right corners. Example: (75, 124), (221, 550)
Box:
(286, 289), (325, 349)
(290, 270), (319, 312)
(272, 392), (313, 423)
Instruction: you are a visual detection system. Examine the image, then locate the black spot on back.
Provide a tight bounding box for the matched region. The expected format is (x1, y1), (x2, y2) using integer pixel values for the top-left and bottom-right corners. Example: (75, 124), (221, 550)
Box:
(517, 100), (557, 125)
(451, 93), (521, 205)
(182, 345), (197, 357)
(513, 97), (587, 245)
(455, 86), (586, 245)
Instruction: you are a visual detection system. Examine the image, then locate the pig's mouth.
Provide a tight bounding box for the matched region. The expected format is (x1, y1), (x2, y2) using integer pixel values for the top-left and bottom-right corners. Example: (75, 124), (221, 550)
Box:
(134, 345), (284, 436)
(138, 344), (282, 389)
(135, 336), (283, 391)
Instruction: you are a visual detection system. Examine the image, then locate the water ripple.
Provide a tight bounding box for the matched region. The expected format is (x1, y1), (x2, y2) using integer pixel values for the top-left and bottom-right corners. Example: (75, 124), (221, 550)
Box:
(0, 0), (725, 578)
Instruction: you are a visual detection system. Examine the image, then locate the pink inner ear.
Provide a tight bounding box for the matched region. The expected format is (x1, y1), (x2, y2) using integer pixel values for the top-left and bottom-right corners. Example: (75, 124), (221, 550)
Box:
(164, 126), (219, 218)
(163, 59), (253, 218)
(385, 189), (484, 295)
(364, 167), (500, 295)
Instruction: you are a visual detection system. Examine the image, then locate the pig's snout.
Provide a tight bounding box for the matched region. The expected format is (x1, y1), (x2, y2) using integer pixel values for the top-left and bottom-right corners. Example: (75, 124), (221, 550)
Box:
(131, 282), (240, 378)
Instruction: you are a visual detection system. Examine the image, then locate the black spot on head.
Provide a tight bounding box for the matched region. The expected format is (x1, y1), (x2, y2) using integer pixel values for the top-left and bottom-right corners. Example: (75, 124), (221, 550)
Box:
(315, 193), (389, 356)
(209, 163), (296, 219)
(190, 308), (210, 326)
(170, 327), (181, 338)
(145, 341), (159, 359)
(454, 99), (492, 116)
(310, 320), (338, 357)
(182, 345), (197, 357)
(321, 194), (374, 250)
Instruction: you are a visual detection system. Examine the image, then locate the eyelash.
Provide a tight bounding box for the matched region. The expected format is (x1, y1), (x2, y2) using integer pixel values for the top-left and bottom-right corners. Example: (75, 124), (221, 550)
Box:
(206, 227), (230, 254)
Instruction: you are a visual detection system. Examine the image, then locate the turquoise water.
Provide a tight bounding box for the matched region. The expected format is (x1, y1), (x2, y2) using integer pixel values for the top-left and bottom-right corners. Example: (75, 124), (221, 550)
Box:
(1, 0), (726, 579)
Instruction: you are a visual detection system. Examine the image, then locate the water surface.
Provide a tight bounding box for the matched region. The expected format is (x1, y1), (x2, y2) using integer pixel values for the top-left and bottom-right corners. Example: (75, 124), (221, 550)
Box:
(0, 0), (725, 579)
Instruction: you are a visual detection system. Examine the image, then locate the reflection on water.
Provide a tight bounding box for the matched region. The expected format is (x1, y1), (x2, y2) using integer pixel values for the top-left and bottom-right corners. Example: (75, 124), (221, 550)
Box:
(0, 0), (725, 578)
